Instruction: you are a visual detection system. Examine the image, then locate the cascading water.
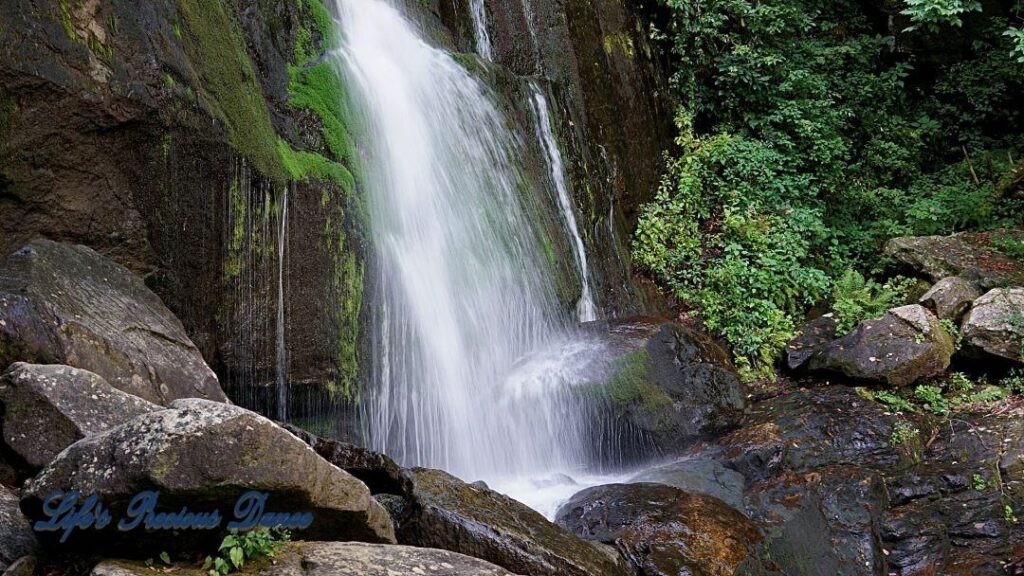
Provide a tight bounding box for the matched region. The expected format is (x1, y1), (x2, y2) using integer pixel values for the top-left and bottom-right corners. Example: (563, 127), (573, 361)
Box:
(468, 0), (493, 61)
(275, 187), (289, 422)
(336, 0), (597, 483)
(528, 82), (598, 322)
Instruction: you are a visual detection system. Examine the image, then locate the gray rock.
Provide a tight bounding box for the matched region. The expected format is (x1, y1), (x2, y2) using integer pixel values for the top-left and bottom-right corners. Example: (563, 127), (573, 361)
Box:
(91, 542), (521, 576)
(629, 456), (746, 509)
(808, 305), (954, 386)
(0, 240), (226, 405)
(394, 468), (628, 576)
(785, 315), (838, 370)
(884, 233), (1023, 289)
(21, 400), (395, 552)
(2, 556), (36, 576)
(919, 277), (980, 321)
(0, 363), (159, 470)
(961, 288), (1024, 364)
(283, 423), (407, 495)
(0, 487), (37, 572)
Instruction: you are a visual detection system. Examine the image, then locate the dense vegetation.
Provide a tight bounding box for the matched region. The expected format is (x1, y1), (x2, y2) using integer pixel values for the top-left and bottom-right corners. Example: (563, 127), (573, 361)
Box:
(634, 0), (1024, 379)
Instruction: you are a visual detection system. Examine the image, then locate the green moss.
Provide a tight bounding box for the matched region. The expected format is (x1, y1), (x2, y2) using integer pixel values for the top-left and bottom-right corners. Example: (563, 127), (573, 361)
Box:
(331, 249), (364, 400)
(602, 32), (635, 59)
(604, 351), (673, 414)
(174, 0), (287, 181)
(288, 63), (357, 168)
(277, 139), (354, 192)
(58, 0), (78, 42)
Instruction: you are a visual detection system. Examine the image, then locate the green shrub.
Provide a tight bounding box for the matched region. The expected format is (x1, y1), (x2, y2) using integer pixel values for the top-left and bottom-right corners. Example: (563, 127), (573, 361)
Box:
(204, 529), (290, 576)
(914, 385), (949, 415)
(635, 0), (1023, 375)
(890, 419), (920, 446)
(830, 270), (904, 335)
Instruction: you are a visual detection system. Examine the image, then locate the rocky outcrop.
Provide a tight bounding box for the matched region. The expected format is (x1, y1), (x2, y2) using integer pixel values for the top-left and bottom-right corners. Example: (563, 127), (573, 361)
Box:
(284, 423), (407, 495)
(0, 363), (159, 470)
(556, 483), (761, 576)
(0, 240), (226, 405)
(919, 277), (981, 321)
(808, 305), (954, 386)
(883, 231), (1024, 288)
(92, 542), (521, 576)
(961, 288), (1024, 364)
(0, 487), (36, 572)
(21, 399), (395, 552)
(629, 456), (746, 509)
(391, 467), (628, 576)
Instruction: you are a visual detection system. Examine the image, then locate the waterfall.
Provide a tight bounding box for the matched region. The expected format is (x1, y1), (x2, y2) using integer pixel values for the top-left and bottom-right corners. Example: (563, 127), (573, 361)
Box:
(336, 0), (601, 481)
(528, 82), (597, 322)
(275, 187), (289, 422)
(468, 0), (493, 61)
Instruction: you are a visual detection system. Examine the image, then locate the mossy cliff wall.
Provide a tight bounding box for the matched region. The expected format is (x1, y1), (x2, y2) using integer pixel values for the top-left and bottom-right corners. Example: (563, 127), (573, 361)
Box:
(0, 0), (365, 427)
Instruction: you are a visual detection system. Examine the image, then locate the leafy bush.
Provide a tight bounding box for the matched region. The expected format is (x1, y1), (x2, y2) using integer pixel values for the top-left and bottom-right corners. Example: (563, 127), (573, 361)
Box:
(635, 0), (1023, 375)
(890, 419), (920, 446)
(830, 270), (908, 334)
(914, 385), (949, 415)
(205, 529), (290, 576)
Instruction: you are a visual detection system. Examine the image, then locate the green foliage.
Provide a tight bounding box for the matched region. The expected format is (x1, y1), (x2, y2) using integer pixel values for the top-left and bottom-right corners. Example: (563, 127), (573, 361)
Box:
(1001, 368), (1024, 395)
(939, 318), (963, 351)
(946, 371), (973, 393)
(831, 270), (903, 334)
(972, 472), (990, 491)
(914, 385), (949, 415)
(901, 0), (982, 32)
(1006, 504), (1019, 524)
(637, 0), (1024, 373)
(859, 388), (917, 413)
(967, 385), (1009, 405)
(890, 419), (920, 446)
(1007, 27), (1024, 63)
(204, 529), (290, 576)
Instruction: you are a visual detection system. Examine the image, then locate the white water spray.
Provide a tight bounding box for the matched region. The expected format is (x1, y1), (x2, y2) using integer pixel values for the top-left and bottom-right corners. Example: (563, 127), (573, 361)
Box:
(336, 0), (602, 482)
(529, 82), (597, 322)
(275, 188), (289, 422)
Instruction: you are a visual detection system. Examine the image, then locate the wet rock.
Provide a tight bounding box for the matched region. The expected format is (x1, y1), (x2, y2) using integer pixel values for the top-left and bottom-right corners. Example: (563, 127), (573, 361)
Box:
(718, 386), (901, 480)
(555, 482), (761, 576)
(807, 304), (954, 386)
(394, 468), (628, 576)
(0, 487), (36, 572)
(283, 424), (407, 495)
(21, 399), (395, 552)
(629, 456), (746, 509)
(0, 363), (159, 470)
(919, 277), (981, 321)
(961, 287), (1024, 363)
(884, 232), (1024, 289)
(591, 321), (745, 458)
(0, 240), (226, 405)
(743, 466), (888, 576)
(786, 315), (838, 370)
(92, 542), (521, 576)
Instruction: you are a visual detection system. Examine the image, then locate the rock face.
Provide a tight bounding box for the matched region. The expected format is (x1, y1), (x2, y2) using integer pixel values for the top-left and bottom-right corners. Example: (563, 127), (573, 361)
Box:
(92, 542), (521, 576)
(556, 482), (761, 576)
(808, 305), (954, 386)
(595, 321), (745, 459)
(919, 277), (981, 321)
(629, 456), (746, 510)
(21, 399), (395, 551)
(0, 363), (159, 470)
(961, 288), (1024, 363)
(0, 240), (226, 405)
(884, 232), (1024, 288)
(392, 468), (627, 576)
(0, 487), (37, 572)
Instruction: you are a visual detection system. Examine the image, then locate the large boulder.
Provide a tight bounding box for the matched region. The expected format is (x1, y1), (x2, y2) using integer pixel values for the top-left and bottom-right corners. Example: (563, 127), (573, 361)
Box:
(808, 305), (954, 386)
(0, 487), (36, 572)
(884, 232), (1024, 289)
(629, 456), (746, 509)
(785, 315), (838, 370)
(0, 240), (226, 405)
(919, 277), (981, 321)
(589, 321), (745, 458)
(555, 482), (761, 576)
(92, 542), (521, 576)
(392, 468), (628, 576)
(21, 399), (395, 552)
(961, 288), (1024, 364)
(0, 363), (159, 470)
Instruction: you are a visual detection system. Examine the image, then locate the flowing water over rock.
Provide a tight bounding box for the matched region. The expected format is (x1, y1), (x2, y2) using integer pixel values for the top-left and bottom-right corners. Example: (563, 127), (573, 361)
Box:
(468, 0), (493, 61)
(336, 0), (606, 490)
(528, 81), (597, 322)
